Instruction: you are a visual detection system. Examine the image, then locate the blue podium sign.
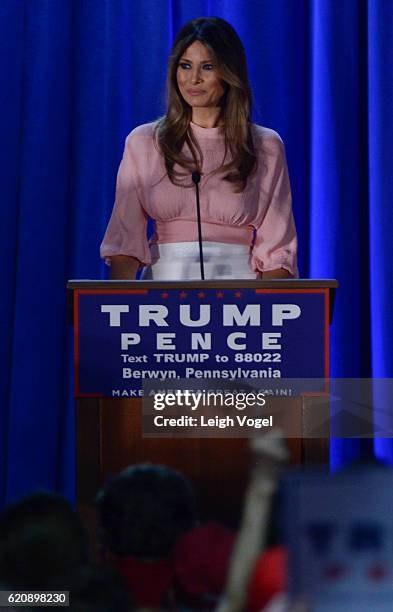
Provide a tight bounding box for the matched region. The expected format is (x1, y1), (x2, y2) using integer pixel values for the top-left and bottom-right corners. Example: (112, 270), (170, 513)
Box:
(73, 285), (329, 397)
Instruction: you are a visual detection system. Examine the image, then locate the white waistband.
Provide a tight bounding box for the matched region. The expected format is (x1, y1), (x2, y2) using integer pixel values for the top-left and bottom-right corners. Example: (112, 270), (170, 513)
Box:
(143, 241), (257, 280)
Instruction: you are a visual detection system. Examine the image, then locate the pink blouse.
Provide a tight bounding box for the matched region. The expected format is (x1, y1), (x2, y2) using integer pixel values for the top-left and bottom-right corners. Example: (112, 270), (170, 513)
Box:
(100, 121), (298, 276)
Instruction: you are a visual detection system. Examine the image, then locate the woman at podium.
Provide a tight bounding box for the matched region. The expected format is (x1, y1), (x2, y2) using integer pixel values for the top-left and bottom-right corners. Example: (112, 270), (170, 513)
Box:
(100, 17), (298, 281)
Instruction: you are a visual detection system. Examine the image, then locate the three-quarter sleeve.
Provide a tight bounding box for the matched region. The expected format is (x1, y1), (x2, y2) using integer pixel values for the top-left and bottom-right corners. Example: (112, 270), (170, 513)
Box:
(250, 135), (298, 277)
(100, 133), (151, 266)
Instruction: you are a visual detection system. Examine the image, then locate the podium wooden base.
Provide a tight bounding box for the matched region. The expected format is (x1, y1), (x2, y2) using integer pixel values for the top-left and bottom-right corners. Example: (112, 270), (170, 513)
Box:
(77, 398), (328, 527)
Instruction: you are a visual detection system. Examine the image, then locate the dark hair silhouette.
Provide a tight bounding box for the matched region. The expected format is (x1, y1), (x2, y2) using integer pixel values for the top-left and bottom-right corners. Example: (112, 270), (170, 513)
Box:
(0, 491), (89, 589)
(96, 463), (197, 558)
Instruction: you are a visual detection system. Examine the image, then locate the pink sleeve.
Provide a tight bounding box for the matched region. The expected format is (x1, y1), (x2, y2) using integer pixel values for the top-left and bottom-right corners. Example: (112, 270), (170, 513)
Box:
(250, 135), (298, 277)
(100, 133), (151, 266)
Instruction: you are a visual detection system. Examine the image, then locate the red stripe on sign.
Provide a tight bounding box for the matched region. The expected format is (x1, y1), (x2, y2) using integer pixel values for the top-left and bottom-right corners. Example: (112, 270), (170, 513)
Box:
(324, 288), (330, 379)
(254, 289), (326, 294)
(78, 289), (149, 295)
(74, 290), (80, 397)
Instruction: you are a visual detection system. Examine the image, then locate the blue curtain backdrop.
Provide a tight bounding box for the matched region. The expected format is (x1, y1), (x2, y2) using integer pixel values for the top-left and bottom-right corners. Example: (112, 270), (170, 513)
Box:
(1, 0), (392, 507)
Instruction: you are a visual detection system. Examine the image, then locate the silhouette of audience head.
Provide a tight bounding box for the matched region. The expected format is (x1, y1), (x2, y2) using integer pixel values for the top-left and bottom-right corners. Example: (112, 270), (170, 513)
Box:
(96, 463), (197, 559)
(0, 491), (89, 589)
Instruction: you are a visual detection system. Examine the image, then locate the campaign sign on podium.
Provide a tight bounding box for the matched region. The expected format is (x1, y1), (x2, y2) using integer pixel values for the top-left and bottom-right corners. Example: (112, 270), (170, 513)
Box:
(69, 280), (335, 398)
(68, 280), (337, 521)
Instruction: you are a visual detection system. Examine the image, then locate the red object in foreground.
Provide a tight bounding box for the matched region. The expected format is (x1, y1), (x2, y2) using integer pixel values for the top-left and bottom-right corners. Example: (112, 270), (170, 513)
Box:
(247, 546), (287, 612)
(174, 522), (236, 600)
(114, 522), (236, 608)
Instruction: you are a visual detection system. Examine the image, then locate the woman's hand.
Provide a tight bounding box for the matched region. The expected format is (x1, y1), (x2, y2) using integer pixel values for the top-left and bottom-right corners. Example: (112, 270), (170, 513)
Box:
(259, 268), (292, 279)
(110, 255), (140, 280)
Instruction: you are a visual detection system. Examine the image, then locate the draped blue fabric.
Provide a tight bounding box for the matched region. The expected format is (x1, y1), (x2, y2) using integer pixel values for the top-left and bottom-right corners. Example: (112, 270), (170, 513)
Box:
(368, 1), (393, 463)
(1, 0), (392, 507)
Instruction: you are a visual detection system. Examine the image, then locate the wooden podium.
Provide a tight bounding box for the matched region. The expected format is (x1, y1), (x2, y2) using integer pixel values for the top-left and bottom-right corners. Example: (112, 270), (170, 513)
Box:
(68, 279), (337, 526)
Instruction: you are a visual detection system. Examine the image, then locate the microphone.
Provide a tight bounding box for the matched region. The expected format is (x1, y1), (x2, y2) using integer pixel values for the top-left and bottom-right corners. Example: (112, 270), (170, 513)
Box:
(192, 171), (204, 280)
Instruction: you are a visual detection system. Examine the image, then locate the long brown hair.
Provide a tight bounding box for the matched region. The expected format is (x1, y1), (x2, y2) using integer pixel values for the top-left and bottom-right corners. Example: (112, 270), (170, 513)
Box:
(155, 17), (257, 192)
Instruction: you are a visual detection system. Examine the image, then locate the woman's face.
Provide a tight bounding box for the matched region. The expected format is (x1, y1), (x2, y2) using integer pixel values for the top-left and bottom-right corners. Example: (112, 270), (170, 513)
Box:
(176, 41), (226, 109)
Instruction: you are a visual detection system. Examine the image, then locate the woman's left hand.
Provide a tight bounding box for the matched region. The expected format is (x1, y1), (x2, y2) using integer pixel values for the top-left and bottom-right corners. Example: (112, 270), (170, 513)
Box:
(258, 268), (292, 279)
